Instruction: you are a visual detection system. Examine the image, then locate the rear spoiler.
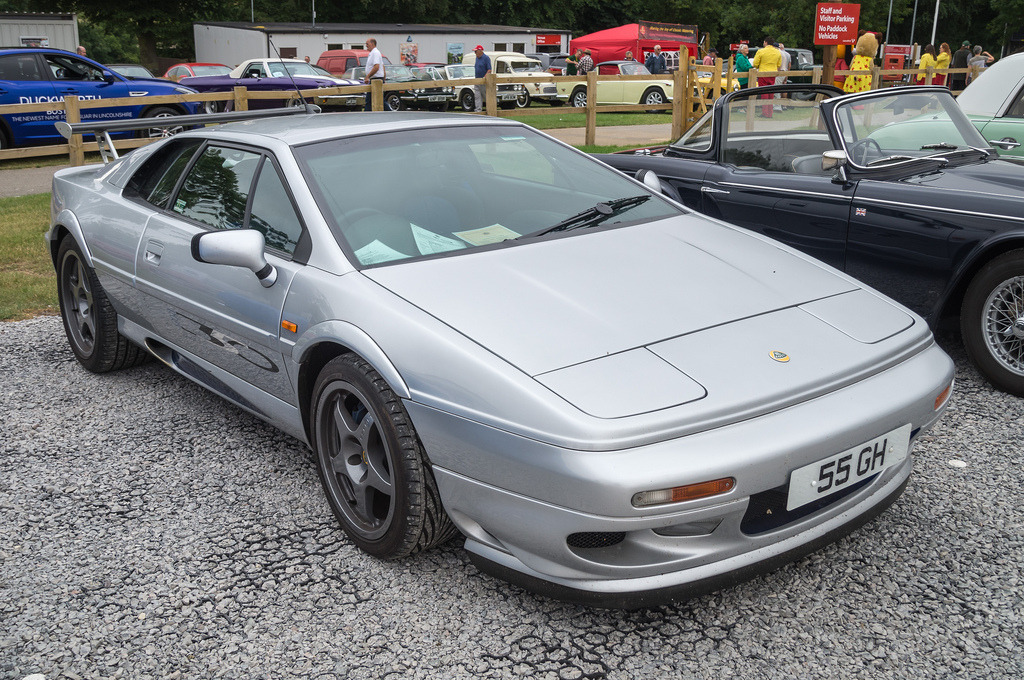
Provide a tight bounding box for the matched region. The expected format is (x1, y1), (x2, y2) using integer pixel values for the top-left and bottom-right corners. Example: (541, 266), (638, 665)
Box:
(55, 105), (320, 164)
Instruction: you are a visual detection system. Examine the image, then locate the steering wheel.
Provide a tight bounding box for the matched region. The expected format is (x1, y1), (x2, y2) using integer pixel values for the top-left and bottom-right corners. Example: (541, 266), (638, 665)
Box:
(849, 138), (883, 166)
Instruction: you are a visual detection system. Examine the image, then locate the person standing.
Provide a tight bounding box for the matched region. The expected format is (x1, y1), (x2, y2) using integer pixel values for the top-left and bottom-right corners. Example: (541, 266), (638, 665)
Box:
(702, 48), (717, 66)
(735, 44), (752, 87)
(472, 44), (491, 112)
(777, 43), (791, 85)
(578, 49), (594, 75)
(624, 51), (634, 61)
(76, 45), (86, 57)
(363, 38), (385, 111)
(934, 43), (951, 86)
(565, 49), (580, 76)
(950, 41), (972, 90)
(967, 45), (995, 83)
(751, 37), (782, 116)
(916, 44), (937, 83)
(645, 45), (666, 74)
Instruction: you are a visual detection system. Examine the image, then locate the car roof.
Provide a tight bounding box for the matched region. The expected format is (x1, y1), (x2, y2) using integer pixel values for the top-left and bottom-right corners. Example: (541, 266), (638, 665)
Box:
(956, 51), (1024, 117)
(180, 111), (528, 147)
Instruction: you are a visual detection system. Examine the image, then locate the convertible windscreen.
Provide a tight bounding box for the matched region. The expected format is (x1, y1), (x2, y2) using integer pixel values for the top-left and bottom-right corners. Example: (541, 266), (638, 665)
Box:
(295, 126), (682, 266)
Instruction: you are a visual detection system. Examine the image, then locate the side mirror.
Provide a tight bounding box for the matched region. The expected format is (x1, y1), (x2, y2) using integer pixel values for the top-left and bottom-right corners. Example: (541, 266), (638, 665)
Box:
(101, 70), (116, 83)
(191, 230), (278, 288)
(821, 149), (848, 171)
(635, 168), (664, 194)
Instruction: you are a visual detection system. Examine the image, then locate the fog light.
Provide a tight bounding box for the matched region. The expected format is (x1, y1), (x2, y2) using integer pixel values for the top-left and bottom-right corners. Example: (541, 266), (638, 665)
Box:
(935, 381), (953, 410)
(632, 478), (735, 508)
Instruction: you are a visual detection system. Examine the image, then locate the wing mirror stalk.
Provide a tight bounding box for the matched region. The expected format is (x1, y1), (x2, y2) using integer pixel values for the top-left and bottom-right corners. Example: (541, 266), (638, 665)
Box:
(191, 230), (278, 288)
(822, 149), (849, 183)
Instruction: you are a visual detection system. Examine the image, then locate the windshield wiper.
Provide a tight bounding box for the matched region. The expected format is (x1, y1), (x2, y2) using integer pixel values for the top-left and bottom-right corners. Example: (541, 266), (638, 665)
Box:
(920, 142), (958, 150)
(524, 195), (652, 238)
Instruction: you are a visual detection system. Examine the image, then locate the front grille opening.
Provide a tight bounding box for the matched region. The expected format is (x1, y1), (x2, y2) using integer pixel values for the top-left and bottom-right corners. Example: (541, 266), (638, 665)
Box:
(566, 532), (626, 549)
(740, 474), (877, 535)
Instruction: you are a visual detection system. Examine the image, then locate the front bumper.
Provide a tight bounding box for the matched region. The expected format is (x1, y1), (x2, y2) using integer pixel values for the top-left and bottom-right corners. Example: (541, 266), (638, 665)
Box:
(413, 341), (953, 606)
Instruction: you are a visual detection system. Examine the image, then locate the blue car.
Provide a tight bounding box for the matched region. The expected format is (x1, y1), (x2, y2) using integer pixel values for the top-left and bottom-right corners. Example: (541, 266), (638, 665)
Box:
(0, 47), (199, 149)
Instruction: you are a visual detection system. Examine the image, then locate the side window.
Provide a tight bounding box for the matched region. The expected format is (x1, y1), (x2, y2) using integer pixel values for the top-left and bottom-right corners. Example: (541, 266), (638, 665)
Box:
(46, 55), (103, 81)
(496, 61), (510, 74)
(1006, 87), (1024, 118)
(248, 158), (303, 256)
(0, 54), (44, 81)
(126, 138), (203, 208)
(671, 114), (713, 153)
(172, 145), (261, 230)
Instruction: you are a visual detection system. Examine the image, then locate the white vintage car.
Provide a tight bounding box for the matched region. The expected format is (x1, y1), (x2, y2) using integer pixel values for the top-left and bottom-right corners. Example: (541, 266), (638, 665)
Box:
(558, 60), (674, 108)
(461, 51), (561, 106)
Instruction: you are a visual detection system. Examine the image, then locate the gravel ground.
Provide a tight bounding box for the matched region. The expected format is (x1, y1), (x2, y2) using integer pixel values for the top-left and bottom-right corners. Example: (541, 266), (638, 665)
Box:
(1, 316), (1021, 680)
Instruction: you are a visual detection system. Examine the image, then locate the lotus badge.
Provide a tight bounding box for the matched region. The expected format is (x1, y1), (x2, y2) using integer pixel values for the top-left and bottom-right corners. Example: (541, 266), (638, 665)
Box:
(770, 351), (790, 363)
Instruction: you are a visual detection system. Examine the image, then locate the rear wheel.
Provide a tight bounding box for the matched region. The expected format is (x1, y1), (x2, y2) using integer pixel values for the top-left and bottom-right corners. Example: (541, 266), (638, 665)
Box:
(961, 250), (1024, 396)
(56, 235), (147, 373)
(641, 88), (666, 113)
(570, 88), (587, 108)
(311, 354), (458, 558)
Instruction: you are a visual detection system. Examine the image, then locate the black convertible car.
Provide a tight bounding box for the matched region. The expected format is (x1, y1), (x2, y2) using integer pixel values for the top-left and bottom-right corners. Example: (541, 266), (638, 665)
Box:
(598, 84), (1024, 396)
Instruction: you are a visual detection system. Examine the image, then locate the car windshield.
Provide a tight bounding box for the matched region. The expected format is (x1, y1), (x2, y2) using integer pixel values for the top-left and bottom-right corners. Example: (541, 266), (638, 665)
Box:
(832, 89), (991, 167)
(620, 62), (652, 76)
(267, 61), (323, 78)
(384, 65), (420, 81)
(191, 65), (231, 76)
(112, 65), (152, 78)
(411, 66), (443, 80)
(446, 65), (474, 78)
(509, 61), (544, 73)
(294, 125), (682, 267)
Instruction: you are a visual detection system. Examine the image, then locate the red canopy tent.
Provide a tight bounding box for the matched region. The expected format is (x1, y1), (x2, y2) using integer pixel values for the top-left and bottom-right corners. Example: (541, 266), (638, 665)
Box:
(569, 23), (699, 66)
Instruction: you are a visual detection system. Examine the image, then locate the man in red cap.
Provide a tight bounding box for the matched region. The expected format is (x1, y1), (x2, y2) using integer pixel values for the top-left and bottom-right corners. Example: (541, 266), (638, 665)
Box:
(472, 44), (491, 112)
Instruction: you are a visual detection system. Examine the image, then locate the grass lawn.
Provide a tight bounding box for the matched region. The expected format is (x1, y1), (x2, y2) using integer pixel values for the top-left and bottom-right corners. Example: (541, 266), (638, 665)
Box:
(506, 110), (672, 129)
(0, 194), (57, 320)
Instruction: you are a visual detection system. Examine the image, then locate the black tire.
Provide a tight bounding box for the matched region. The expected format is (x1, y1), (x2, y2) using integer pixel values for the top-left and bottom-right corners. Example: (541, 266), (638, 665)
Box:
(642, 87), (666, 113)
(311, 354), (457, 558)
(515, 91), (530, 108)
(960, 249), (1024, 396)
(459, 90), (475, 111)
(138, 105), (183, 139)
(570, 88), (587, 108)
(385, 92), (403, 111)
(0, 126), (9, 150)
(56, 235), (147, 373)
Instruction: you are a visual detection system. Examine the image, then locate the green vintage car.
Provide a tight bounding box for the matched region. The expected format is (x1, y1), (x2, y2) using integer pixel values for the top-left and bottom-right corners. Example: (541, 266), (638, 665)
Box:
(956, 51), (1024, 159)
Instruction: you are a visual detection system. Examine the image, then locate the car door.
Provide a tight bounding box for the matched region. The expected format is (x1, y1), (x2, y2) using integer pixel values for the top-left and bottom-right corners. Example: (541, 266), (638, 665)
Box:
(42, 53), (136, 122)
(134, 142), (308, 404)
(973, 82), (1024, 157)
(698, 89), (854, 270)
(0, 52), (58, 145)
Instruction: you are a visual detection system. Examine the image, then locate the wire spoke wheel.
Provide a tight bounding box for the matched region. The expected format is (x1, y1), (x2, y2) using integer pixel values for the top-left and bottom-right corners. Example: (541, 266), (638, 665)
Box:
(961, 250), (1024, 396)
(982, 275), (1024, 376)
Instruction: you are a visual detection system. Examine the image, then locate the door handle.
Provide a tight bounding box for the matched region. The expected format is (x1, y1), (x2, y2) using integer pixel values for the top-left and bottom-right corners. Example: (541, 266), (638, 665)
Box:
(701, 186), (730, 195)
(144, 241), (163, 265)
(989, 138), (1021, 150)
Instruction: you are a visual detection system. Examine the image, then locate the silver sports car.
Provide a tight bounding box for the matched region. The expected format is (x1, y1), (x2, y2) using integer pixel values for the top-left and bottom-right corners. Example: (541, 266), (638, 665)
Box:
(47, 112), (954, 607)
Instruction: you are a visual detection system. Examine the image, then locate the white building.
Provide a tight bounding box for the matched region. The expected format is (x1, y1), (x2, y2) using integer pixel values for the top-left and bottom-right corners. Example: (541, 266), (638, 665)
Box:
(0, 12), (79, 51)
(193, 22), (570, 67)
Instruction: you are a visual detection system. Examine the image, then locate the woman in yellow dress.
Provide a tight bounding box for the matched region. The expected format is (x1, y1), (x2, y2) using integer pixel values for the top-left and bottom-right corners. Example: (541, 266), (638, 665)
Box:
(916, 44), (937, 84)
(843, 32), (878, 93)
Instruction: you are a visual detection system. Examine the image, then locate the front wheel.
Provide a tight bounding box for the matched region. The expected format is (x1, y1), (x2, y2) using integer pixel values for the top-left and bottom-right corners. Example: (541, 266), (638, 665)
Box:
(570, 88), (587, 108)
(515, 91), (530, 108)
(459, 90), (475, 111)
(641, 88), (666, 113)
(138, 106), (183, 138)
(385, 92), (403, 111)
(961, 250), (1024, 396)
(56, 236), (147, 373)
(311, 354), (457, 558)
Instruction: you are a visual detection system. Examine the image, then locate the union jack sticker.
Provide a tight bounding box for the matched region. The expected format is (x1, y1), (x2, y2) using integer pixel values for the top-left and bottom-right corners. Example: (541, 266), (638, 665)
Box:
(855, 207), (867, 217)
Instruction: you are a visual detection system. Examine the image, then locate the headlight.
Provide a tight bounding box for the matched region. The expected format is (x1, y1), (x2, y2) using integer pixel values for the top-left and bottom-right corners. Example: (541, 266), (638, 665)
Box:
(173, 86), (194, 94)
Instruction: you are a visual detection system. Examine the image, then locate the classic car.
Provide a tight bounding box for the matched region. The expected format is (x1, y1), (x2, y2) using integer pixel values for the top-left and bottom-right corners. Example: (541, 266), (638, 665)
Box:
(327, 65), (454, 111)
(441, 63), (526, 110)
(179, 68), (359, 112)
(0, 46), (199, 149)
(316, 49), (392, 76)
(48, 110), (953, 607)
(558, 60), (673, 108)
(597, 84), (1024, 397)
(163, 62), (232, 82)
(956, 51), (1024, 159)
(462, 51), (562, 106)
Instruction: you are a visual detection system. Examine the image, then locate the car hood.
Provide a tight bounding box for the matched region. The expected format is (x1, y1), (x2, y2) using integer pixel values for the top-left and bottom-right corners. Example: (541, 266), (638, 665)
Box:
(365, 216), (929, 418)
(891, 157), (1024, 196)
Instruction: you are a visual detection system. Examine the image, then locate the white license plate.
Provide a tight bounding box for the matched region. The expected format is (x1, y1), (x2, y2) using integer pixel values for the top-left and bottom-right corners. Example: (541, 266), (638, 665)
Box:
(499, 93), (516, 100)
(428, 95), (444, 102)
(786, 424), (911, 511)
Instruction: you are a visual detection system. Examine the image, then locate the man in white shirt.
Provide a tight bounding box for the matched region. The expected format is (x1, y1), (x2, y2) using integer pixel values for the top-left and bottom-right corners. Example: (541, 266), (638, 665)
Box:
(364, 38), (385, 111)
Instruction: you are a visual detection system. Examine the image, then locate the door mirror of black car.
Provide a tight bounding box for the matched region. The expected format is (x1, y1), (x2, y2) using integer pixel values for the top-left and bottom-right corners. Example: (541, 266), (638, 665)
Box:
(191, 230), (278, 288)
(821, 150), (848, 171)
(635, 168), (664, 194)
